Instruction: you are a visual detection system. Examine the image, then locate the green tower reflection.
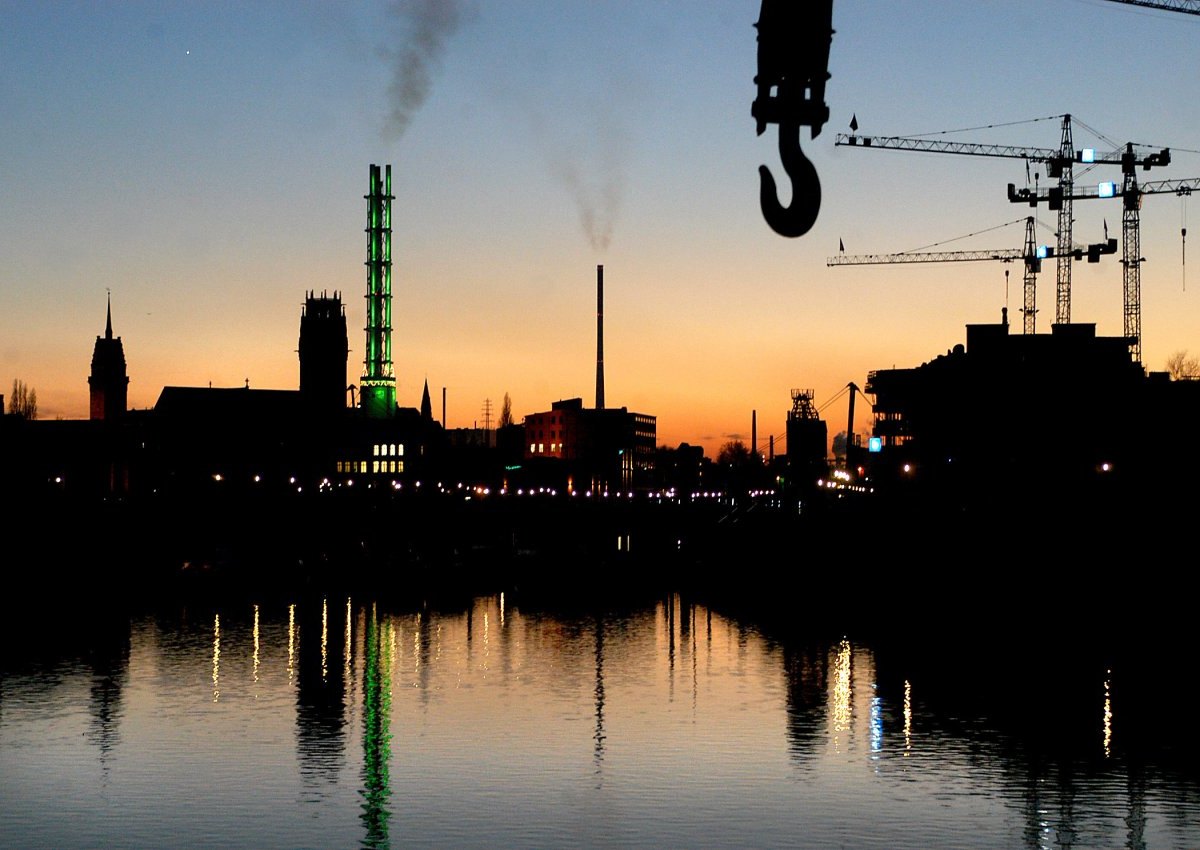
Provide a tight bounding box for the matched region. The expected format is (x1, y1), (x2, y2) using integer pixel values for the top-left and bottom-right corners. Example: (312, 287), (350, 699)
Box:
(360, 605), (394, 849)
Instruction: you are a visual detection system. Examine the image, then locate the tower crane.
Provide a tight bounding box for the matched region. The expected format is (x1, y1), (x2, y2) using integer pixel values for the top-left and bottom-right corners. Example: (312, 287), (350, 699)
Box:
(1009, 148), (1200, 366)
(835, 115), (1170, 326)
(1102, 0), (1200, 14)
(827, 217), (1117, 334)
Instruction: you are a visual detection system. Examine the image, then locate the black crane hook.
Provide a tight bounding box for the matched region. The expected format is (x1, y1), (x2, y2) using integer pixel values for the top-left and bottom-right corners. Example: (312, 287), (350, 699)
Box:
(753, 0), (834, 239)
(759, 120), (820, 238)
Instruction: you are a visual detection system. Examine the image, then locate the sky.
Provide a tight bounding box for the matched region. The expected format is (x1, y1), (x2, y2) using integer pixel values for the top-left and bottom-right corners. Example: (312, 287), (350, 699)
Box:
(3, 0), (1199, 459)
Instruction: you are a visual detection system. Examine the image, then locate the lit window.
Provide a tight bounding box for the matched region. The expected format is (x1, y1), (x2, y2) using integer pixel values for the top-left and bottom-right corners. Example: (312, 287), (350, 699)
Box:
(530, 443), (536, 453)
(538, 443), (544, 453)
(397, 461), (404, 473)
(373, 444), (380, 457)
(373, 460), (380, 473)
(398, 444), (404, 456)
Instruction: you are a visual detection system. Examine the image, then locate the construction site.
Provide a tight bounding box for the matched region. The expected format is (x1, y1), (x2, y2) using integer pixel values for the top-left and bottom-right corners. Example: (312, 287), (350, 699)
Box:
(815, 104), (1200, 520)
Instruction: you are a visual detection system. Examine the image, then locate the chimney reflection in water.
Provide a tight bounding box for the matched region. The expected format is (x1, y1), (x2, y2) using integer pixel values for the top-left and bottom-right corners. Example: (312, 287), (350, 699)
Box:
(1103, 671), (1113, 759)
(212, 614), (221, 704)
(287, 604), (296, 686)
(903, 680), (912, 756)
(253, 605), (260, 692)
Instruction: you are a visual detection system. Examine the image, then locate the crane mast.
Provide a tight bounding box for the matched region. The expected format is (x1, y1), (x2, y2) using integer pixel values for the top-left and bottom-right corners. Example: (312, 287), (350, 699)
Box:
(1123, 164), (1142, 366)
(1009, 151), (1199, 366)
(1055, 118), (1074, 325)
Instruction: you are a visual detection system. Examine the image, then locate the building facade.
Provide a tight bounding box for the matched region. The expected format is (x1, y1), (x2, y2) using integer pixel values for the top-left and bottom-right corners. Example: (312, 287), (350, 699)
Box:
(523, 398), (656, 493)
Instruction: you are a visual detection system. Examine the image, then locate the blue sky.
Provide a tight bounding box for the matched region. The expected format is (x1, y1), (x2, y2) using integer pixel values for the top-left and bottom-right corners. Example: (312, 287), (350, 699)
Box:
(3, 0), (1198, 456)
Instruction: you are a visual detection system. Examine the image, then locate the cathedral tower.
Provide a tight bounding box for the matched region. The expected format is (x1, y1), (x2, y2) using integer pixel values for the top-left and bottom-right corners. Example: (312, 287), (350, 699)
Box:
(299, 290), (349, 415)
(89, 294), (128, 421)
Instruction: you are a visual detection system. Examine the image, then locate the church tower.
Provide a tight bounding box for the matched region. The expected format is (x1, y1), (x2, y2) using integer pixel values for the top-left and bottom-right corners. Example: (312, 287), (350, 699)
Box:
(299, 290), (349, 416)
(89, 294), (128, 421)
(420, 379), (433, 420)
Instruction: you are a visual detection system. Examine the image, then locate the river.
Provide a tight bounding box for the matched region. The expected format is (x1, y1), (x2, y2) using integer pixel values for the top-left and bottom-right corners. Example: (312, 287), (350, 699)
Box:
(1, 573), (1194, 849)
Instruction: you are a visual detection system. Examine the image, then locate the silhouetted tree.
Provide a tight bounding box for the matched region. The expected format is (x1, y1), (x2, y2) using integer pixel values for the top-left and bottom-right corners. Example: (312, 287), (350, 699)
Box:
(714, 439), (775, 495)
(716, 440), (750, 467)
(8, 379), (37, 420)
(498, 392), (513, 428)
(1166, 350), (1200, 380)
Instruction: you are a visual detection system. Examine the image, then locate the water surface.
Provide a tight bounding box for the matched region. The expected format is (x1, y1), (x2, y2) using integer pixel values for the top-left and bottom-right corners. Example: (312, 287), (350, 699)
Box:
(1, 586), (1195, 849)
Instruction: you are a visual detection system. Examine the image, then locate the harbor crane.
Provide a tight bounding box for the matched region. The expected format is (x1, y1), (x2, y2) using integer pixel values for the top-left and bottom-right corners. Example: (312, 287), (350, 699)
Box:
(1009, 147), (1200, 365)
(835, 115), (1169, 326)
(828, 217), (1117, 334)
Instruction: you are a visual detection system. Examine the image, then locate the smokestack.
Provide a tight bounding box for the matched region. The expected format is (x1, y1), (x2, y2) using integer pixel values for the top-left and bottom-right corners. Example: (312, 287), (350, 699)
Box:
(752, 410), (757, 461)
(595, 264), (605, 410)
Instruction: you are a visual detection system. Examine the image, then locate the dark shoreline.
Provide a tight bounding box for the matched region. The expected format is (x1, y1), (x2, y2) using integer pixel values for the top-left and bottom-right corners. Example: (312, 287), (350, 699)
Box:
(11, 482), (1186, 624)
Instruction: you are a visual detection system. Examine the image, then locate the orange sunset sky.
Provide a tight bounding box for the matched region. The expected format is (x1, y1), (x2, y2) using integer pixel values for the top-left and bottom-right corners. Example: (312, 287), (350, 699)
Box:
(3, 1), (1198, 459)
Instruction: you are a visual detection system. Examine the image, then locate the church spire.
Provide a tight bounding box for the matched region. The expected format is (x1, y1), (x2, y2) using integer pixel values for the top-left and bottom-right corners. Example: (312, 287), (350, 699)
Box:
(420, 378), (432, 420)
(90, 291), (128, 421)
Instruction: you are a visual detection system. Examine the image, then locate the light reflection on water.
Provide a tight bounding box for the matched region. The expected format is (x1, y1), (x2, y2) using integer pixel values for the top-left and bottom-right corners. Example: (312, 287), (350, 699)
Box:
(0, 591), (1197, 849)
(1104, 670), (1113, 760)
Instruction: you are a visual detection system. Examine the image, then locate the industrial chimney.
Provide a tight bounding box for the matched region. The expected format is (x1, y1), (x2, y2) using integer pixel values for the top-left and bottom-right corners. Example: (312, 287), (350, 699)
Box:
(595, 264), (605, 410)
(360, 163), (396, 418)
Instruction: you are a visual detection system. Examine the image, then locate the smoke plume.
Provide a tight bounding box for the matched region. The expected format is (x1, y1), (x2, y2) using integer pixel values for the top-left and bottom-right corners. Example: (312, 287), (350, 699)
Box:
(382, 0), (474, 142)
(541, 99), (629, 253)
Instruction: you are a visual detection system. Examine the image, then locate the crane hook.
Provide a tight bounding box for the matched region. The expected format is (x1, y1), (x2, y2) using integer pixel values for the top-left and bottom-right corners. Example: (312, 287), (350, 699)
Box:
(752, 0), (833, 238)
(759, 120), (820, 238)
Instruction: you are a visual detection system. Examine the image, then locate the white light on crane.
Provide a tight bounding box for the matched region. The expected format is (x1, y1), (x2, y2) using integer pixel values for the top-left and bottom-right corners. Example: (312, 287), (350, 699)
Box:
(1081, 148), (1096, 163)
(1099, 182), (1118, 198)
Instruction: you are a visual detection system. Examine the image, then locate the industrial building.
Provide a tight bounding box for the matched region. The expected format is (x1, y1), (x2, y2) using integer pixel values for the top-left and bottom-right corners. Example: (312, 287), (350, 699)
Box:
(130, 164), (446, 496)
(862, 315), (1200, 513)
(518, 265), (657, 494)
(2, 166), (448, 506)
(522, 398), (656, 494)
(2, 167), (670, 509)
(784, 388), (829, 489)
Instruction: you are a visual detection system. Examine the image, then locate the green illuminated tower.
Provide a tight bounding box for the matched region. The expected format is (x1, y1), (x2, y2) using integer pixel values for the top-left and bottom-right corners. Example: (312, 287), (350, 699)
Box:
(359, 163), (397, 417)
